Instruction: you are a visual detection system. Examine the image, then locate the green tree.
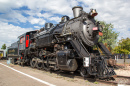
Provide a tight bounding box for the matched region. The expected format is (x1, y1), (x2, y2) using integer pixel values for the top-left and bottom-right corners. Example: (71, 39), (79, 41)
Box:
(1, 44), (6, 50)
(113, 38), (130, 66)
(98, 21), (119, 52)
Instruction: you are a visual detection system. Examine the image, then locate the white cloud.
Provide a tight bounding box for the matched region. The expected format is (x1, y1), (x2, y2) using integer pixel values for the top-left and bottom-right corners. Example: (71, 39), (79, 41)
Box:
(0, 21), (32, 48)
(0, 0), (130, 47)
(34, 26), (40, 29)
(0, 0), (75, 24)
(0, 10), (27, 23)
(37, 13), (52, 18)
(28, 16), (46, 25)
(24, 0), (73, 15)
(29, 17), (40, 24)
(0, 0), (24, 13)
(49, 16), (61, 23)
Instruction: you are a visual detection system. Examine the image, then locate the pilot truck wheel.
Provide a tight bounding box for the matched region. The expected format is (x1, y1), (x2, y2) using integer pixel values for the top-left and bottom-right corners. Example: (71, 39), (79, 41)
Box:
(80, 67), (90, 78)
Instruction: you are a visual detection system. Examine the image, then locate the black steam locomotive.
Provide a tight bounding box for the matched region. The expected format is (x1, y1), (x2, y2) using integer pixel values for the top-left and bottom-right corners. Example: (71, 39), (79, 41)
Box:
(8, 6), (116, 78)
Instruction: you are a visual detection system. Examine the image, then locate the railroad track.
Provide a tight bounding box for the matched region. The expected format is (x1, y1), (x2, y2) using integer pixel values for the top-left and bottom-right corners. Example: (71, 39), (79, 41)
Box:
(10, 62), (130, 86)
(116, 76), (130, 85)
(54, 71), (130, 86)
(95, 75), (130, 85)
(27, 66), (130, 86)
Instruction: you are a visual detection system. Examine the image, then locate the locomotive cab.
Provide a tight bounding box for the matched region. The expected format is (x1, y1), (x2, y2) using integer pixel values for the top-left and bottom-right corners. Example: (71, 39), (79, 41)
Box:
(18, 31), (37, 50)
(18, 31), (37, 65)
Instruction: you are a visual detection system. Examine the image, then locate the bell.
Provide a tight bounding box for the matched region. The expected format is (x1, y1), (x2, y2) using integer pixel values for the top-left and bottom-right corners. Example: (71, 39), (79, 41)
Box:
(89, 9), (98, 17)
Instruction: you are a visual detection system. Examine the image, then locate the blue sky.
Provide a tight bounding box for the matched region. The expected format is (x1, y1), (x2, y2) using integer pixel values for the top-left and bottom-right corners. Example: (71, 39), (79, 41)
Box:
(0, 0), (130, 48)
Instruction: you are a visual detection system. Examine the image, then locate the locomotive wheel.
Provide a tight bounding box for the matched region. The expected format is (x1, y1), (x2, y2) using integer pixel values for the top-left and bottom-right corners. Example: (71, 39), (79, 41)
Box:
(43, 63), (50, 71)
(17, 59), (21, 65)
(18, 62), (20, 65)
(19, 59), (24, 67)
(30, 59), (37, 68)
(42, 60), (50, 71)
(80, 67), (90, 78)
(54, 64), (59, 71)
(36, 62), (43, 70)
(53, 58), (59, 71)
(21, 62), (24, 67)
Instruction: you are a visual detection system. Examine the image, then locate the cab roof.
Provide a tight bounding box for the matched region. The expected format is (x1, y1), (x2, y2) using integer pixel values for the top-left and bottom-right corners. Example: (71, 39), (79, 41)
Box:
(18, 30), (37, 38)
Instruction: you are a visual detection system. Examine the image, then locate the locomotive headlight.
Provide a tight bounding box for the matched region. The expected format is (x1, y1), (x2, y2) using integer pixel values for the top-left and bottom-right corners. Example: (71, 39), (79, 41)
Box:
(98, 25), (103, 36)
(99, 25), (103, 32)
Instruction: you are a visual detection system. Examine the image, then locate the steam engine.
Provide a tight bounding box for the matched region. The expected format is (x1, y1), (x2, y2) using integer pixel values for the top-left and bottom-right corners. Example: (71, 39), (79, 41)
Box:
(10, 6), (116, 78)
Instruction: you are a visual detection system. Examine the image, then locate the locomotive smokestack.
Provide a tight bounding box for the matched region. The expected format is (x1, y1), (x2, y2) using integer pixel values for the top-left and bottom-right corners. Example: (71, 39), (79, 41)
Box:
(72, 6), (83, 18)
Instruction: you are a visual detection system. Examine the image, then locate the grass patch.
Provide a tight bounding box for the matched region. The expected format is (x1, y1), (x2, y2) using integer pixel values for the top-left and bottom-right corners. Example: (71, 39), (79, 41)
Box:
(94, 82), (98, 84)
